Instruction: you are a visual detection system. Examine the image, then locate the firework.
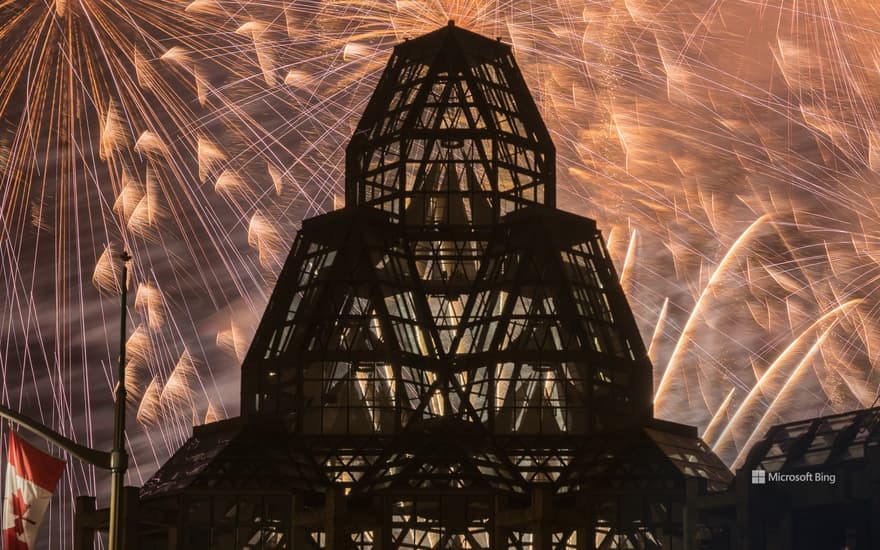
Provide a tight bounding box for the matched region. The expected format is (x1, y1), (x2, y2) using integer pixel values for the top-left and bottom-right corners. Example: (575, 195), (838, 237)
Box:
(0, 0), (304, 544)
(3, 1), (880, 547)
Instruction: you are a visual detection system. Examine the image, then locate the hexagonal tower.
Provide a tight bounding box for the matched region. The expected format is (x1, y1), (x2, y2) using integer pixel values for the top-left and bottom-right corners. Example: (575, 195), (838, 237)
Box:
(241, 22), (652, 435)
(134, 23), (731, 550)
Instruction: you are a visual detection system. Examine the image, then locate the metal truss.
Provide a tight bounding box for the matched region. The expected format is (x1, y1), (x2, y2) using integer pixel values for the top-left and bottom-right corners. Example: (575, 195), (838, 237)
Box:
(133, 23), (732, 550)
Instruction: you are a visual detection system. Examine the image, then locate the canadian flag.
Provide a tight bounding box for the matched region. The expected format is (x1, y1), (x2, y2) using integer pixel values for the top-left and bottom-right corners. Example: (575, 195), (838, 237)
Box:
(2, 432), (65, 550)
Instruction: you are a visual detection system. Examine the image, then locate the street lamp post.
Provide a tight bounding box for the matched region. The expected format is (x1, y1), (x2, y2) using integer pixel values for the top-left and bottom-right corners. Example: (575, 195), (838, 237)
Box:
(107, 251), (131, 550)
(0, 251), (133, 548)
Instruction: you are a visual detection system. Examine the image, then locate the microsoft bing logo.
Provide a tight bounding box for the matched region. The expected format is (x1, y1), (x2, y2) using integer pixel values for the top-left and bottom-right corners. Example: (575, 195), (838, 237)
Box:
(751, 469), (766, 485)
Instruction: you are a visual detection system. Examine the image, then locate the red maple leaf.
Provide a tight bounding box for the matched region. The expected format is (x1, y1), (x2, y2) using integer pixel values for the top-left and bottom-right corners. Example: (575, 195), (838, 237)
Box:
(10, 490), (34, 535)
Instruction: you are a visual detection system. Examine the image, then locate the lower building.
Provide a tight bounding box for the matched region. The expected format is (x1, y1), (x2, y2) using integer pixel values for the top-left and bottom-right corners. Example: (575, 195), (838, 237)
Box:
(77, 415), (734, 549)
(76, 407), (880, 548)
(690, 406), (880, 550)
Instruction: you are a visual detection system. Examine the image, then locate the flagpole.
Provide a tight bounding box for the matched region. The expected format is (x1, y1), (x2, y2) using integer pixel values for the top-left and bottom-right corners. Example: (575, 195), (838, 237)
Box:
(0, 405), (111, 468)
(108, 251), (130, 550)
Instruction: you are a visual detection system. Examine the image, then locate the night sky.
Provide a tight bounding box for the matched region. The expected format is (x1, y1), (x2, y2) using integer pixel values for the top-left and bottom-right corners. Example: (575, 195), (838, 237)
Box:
(2, 1), (879, 547)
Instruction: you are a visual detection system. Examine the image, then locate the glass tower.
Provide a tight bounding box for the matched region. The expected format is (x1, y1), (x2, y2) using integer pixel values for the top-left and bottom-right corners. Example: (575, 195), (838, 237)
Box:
(241, 22), (652, 436)
(137, 23), (730, 550)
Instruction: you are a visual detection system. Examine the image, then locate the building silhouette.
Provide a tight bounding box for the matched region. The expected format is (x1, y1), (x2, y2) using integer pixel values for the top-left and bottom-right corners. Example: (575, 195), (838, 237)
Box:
(73, 22), (880, 550)
(694, 406), (880, 549)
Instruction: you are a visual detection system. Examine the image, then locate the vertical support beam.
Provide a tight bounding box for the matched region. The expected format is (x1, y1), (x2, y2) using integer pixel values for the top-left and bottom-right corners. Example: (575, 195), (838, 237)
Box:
(74, 496), (96, 550)
(122, 486), (140, 549)
(323, 486), (347, 549)
(575, 493), (595, 550)
(166, 525), (178, 550)
(533, 524), (552, 550)
(684, 478), (700, 550)
(532, 484), (553, 550)
(493, 524), (509, 550)
(493, 495), (510, 550)
(108, 252), (131, 550)
(372, 497), (391, 550)
(576, 526), (592, 550)
(370, 525), (385, 550)
(291, 494), (312, 550)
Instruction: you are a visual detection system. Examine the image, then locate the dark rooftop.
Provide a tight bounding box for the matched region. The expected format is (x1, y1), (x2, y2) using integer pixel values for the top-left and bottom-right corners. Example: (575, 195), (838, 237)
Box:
(741, 406), (880, 473)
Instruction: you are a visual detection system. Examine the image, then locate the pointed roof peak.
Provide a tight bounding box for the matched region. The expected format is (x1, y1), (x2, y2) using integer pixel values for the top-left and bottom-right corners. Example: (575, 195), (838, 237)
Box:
(394, 23), (509, 66)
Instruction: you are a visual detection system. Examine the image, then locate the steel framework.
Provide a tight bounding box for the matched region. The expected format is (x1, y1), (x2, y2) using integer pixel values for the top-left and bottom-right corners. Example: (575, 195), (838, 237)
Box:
(127, 23), (732, 550)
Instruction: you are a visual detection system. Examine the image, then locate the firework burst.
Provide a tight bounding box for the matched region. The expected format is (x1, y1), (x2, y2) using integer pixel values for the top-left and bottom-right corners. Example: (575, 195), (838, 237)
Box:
(0, 0), (313, 544)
